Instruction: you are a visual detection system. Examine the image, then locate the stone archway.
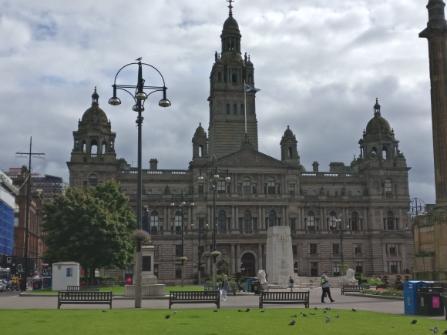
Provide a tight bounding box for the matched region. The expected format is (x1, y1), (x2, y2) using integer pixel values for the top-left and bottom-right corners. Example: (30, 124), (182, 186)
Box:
(240, 252), (256, 277)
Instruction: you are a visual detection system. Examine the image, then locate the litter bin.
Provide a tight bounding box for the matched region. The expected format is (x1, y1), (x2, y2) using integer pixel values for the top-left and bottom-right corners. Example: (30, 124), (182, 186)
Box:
(417, 286), (444, 316)
(441, 294), (447, 320)
(404, 281), (431, 315)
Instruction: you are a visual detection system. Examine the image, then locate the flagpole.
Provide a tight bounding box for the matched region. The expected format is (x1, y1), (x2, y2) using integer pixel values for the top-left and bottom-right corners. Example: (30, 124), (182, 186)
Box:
(243, 80), (248, 134)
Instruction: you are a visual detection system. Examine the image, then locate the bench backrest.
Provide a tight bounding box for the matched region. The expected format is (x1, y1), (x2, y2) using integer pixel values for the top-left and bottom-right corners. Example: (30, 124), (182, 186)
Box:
(58, 291), (112, 301)
(261, 291), (309, 301)
(170, 291), (219, 300)
(66, 285), (80, 291)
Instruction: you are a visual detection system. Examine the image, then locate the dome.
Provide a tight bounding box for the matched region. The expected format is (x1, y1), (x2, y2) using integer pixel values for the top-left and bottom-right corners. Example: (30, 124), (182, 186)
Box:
(280, 125), (296, 144)
(223, 16), (240, 34)
(80, 88), (109, 126)
(365, 99), (392, 135)
(193, 123), (207, 138)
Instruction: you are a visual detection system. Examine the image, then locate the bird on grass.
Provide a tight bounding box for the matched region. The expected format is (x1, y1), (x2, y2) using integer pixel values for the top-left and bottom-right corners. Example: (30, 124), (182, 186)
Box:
(289, 319), (296, 326)
(411, 320), (417, 325)
(351, 308), (357, 312)
(313, 307), (318, 310)
(325, 316), (331, 324)
(101, 310), (107, 313)
(302, 313), (307, 317)
(324, 307), (331, 311)
(442, 329), (447, 335)
(260, 309), (265, 313)
(430, 326), (439, 334)
(213, 309), (218, 312)
(165, 314), (171, 319)
(335, 314), (340, 319)
(309, 312), (316, 316)
(323, 310), (327, 314)
(245, 308), (250, 312)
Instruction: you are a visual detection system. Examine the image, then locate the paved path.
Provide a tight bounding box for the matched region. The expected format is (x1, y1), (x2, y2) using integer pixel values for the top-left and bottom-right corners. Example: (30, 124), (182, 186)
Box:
(0, 288), (405, 314)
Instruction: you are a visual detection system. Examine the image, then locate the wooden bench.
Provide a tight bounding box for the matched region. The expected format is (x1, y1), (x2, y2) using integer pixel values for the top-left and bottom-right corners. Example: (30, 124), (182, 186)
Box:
(341, 284), (363, 295)
(169, 291), (220, 309)
(259, 291), (310, 309)
(57, 291), (113, 309)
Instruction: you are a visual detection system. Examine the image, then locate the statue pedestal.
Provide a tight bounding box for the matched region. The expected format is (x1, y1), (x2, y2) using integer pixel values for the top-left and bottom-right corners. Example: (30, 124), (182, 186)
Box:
(124, 245), (166, 297)
(266, 226), (294, 286)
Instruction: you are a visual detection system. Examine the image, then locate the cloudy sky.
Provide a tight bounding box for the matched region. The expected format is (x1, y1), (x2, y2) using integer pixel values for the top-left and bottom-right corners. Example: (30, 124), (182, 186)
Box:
(0, 0), (436, 203)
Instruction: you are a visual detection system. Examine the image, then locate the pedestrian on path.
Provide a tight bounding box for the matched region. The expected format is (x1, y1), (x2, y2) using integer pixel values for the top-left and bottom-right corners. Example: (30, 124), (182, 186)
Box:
(288, 276), (294, 292)
(221, 275), (229, 301)
(320, 273), (334, 303)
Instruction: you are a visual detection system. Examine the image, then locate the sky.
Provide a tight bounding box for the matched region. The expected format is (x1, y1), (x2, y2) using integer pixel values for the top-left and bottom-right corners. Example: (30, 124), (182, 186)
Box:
(0, 0), (436, 204)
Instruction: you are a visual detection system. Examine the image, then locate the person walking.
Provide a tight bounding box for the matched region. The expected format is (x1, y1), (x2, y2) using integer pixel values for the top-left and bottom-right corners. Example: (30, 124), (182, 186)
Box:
(221, 275), (230, 301)
(288, 276), (294, 292)
(320, 273), (334, 303)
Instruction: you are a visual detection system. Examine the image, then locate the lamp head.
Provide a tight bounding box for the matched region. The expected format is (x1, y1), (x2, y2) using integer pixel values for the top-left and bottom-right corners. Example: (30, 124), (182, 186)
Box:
(132, 104), (144, 112)
(109, 84), (121, 106)
(135, 91), (147, 101)
(159, 87), (171, 108)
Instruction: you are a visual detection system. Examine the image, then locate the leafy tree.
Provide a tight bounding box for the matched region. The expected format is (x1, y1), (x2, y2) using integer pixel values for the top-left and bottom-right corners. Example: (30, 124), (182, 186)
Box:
(43, 181), (136, 282)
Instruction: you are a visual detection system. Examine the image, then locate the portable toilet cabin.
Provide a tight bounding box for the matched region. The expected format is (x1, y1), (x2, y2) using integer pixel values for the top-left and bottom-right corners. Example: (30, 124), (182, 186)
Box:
(51, 262), (80, 291)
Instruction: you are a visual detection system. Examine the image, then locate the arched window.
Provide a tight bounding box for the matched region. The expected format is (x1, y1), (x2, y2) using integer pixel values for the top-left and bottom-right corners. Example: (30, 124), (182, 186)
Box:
(268, 210), (277, 227)
(82, 141), (86, 153)
(328, 211), (337, 231)
(88, 174), (98, 187)
(101, 142), (107, 154)
(288, 147), (293, 159)
(90, 140), (98, 156)
(150, 211), (159, 234)
(371, 147), (378, 157)
(385, 211), (397, 230)
(351, 211), (359, 231)
(244, 210), (252, 233)
(305, 211), (315, 231)
(382, 146), (388, 160)
(198, 145), (203, 158)
(174, 210), (182, 234)
(218, 210), (226, 234)
(243, 179), (251, 194)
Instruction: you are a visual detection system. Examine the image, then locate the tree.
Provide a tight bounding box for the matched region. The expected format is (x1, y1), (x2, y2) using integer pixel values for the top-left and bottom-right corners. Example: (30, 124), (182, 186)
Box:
(43, 181), (136, 282)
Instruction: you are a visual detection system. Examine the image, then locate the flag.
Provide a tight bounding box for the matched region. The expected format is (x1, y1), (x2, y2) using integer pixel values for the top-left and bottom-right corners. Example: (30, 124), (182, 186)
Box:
(244, 83), (260, 93)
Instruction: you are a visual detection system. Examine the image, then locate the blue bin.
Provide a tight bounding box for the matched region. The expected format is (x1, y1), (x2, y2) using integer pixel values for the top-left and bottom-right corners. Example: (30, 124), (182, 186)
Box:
(404, 281), (434, 315)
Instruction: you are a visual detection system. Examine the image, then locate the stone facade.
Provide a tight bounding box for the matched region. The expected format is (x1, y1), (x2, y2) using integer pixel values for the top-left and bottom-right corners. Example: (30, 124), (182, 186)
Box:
(67, 7), (413, 283)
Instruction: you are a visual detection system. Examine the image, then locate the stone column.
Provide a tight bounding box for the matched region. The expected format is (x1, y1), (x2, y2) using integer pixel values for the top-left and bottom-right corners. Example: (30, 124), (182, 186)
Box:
(258, 243), (263, 270)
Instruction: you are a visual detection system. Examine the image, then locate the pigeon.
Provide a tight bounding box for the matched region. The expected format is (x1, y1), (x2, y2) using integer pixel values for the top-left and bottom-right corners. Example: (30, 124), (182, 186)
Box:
(351, 308), (357, 312)
(325, 316), (331, 323)
(260, 309), (265, 313)
(165, 314), (171, 319)
(302, 313), (307, 317)
(213, 309), (218, 312)
(323, 310), (327, 314)
(245, 308), (250, 312)
(442, 329), (447, 335)
(310, 312), (316, 316)
(430, 326), (439, 334)
(289, 319), (296, 326)
(101, 310), (107, 313)
(335, 314), (340, 319)
(314, 307), (318, 310)
(411, 320), (417, 325)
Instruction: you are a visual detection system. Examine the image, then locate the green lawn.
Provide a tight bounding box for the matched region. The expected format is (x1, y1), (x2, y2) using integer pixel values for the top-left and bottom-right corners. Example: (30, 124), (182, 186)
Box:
(0, 308), (444, 335)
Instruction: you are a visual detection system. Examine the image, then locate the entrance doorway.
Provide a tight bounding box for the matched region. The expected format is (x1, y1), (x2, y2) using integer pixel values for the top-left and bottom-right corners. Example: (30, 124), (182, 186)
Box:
(240, 253), (256, 276)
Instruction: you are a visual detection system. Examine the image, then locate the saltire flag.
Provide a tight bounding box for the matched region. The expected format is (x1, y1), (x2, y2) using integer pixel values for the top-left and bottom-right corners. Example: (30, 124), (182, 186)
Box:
(244, 83), (260, 93)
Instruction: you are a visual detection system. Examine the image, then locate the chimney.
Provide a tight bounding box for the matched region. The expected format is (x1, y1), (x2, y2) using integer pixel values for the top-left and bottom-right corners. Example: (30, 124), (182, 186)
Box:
(312, 161), (319, 173)
(149, 158), (158, 171)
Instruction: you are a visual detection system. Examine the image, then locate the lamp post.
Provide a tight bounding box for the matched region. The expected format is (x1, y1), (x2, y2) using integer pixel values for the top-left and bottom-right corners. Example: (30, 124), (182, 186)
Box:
(197, 162), (231, 288)
(171, 200), (194, 286)
(109, 58), (170, 308)
(334, 218), (349, 276)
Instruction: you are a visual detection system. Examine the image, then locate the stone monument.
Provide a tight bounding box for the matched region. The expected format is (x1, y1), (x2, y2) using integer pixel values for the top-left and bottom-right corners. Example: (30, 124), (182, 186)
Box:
(266, 226), (294, 286)
(341, 268), (358, 285)
(124, 245), (165, 297)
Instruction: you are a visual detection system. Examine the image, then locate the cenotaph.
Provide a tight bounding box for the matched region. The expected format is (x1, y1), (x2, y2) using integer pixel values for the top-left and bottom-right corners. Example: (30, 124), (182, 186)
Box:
(266, 226), (294, 286)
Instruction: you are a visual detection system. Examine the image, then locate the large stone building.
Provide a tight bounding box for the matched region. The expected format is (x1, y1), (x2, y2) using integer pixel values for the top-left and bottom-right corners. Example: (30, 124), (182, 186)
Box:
(413, 0), (447, 280)
(68, 5), (413, 282)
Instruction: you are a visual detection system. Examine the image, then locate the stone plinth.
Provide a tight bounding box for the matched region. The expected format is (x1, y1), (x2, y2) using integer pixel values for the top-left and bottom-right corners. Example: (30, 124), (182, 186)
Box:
(124, 284), (165, 297)
(266, 226), (294, 286)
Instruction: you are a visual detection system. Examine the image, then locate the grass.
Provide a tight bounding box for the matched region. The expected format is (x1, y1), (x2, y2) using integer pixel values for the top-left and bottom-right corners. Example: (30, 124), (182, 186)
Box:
(28, 285), (204, 296)
(0, 308), (444, 335)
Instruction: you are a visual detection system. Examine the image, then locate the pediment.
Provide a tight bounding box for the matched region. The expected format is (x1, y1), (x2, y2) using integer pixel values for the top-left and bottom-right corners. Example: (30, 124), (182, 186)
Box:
(216, 146), (287, 169)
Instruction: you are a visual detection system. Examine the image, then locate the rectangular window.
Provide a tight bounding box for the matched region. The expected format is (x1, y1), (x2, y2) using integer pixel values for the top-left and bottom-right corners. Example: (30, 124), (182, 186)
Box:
(226, 104), (230, 114)
(175, 265), (182, 279)
(66, 268), (72, 277)
(355, 262), (363, 274)
(292, 245), (297, 257)
(354, 244), (362, 256)
(233, 104), (238, 114)
(290, 218), (296, 233)
(240, 104), (245, 115)
(332, 243), (340, 255)
(387, 244), (399, 257)
(288, 183), (296, 195)
(198, 184), (204, 194)
(388, 261), (400, 274)
(217, 180), (227, 193)
(332, 263), (340, 276)
(310, 243), (318, 255)
(175, 244), (182, 257)
(310, 262), (319, 276)
(384, 179), (392, 193)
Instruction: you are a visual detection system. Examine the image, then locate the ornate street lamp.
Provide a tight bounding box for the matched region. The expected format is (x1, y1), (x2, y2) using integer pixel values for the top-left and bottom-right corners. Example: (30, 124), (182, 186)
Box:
(197, 160), (231, 288)
(109, 58), (170, 308)
(333, 218), (350, 276)
(171, 200), (194, 286)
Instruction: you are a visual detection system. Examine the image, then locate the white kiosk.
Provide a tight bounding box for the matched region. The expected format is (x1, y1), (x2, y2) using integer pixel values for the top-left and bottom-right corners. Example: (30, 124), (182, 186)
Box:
(52, 262), (80, 291)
